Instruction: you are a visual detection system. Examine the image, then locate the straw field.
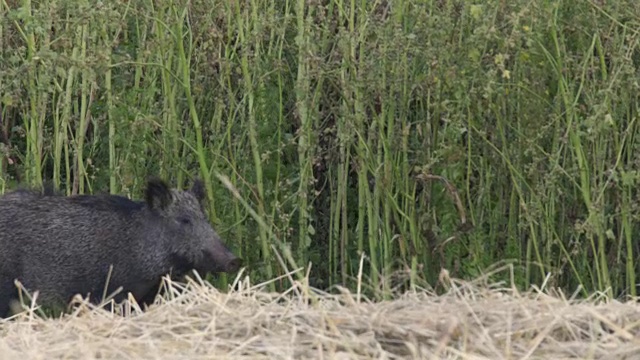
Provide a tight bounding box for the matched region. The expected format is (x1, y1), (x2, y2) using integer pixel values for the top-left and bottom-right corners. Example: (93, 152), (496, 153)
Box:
(1, 267), (639, 360)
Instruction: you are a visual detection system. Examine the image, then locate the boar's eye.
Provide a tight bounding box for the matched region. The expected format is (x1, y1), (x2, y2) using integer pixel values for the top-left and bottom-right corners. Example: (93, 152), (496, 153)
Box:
(178, 217), (192, 225)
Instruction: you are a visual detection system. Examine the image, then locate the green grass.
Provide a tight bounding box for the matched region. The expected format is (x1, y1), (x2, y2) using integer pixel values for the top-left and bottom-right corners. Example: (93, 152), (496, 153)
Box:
(1, 0), (639, 301)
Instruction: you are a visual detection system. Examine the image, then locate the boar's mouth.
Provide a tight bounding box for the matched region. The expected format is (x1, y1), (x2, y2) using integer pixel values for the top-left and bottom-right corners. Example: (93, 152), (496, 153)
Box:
(198, 249), (243, 274)
(170, 252), (242, 281)
(215, 257), (243, 273)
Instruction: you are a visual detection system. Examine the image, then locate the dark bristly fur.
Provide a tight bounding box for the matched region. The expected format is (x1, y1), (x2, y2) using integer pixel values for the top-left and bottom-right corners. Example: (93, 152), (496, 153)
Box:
(0, 177), (242, 318)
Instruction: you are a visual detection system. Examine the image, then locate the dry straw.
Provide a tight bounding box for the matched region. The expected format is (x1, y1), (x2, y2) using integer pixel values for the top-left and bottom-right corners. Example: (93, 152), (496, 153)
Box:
(1, 266), (639, 360)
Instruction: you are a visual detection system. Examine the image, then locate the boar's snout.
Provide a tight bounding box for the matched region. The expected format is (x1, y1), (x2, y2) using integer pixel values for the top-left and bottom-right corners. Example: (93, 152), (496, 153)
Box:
(204, 233), (243, 273)
(224, 257), (243, 272)
(206, 246), (243, 273)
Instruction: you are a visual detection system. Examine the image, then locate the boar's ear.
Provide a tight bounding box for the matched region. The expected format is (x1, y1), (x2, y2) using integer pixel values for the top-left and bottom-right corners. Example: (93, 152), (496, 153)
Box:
(190, 178), (206, 202)
(145, 177), (173, 210)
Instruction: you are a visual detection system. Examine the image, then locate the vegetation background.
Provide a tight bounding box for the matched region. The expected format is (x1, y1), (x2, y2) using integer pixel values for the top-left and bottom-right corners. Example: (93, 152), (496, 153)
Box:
(1, 0), (639, 301)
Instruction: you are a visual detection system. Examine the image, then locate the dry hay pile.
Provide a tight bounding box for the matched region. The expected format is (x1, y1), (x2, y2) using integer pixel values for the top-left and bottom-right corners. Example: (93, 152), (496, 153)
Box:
(1, 270), (640, 360)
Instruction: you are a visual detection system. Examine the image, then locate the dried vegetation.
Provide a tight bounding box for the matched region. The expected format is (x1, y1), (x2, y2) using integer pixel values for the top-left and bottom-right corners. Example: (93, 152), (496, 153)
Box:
(1, 268), (639, 359)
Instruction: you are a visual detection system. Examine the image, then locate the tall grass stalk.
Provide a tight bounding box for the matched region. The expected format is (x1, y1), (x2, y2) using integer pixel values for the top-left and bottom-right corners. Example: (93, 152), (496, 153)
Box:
(294, 0), (313, 271)
(21, 0), (43, 188)
(235, 0), (275, 291)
